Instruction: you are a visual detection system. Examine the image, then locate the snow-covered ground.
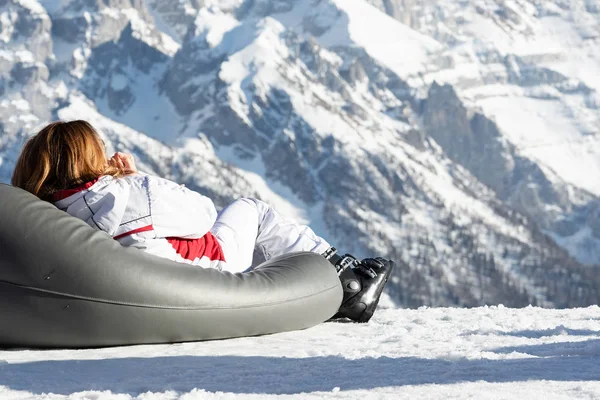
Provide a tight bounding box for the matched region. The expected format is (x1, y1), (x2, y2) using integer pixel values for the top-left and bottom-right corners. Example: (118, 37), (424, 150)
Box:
(1, 306), (599, 399)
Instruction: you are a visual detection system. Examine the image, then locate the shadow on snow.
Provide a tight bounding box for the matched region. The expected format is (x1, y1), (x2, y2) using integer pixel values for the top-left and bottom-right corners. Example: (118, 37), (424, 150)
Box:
(500, 326), (599, 339)
(1, 340), (599, 396)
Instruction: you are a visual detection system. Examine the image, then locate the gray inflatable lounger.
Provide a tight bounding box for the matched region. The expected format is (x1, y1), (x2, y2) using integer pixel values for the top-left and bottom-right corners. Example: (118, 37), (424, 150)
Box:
(0, 184), (342, 348)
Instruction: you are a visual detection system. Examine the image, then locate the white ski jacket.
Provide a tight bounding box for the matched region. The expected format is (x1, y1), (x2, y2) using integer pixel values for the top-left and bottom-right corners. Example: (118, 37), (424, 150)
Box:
(53, 174), (226, 268)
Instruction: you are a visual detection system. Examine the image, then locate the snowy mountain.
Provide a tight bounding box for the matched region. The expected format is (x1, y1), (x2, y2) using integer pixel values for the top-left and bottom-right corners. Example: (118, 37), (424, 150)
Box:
(1, 0), (600, 308)
(1, 306), (599, 398)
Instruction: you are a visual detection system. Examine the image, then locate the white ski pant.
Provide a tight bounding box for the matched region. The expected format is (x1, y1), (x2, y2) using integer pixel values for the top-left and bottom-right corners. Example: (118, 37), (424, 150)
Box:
(210, 198), (331, 273)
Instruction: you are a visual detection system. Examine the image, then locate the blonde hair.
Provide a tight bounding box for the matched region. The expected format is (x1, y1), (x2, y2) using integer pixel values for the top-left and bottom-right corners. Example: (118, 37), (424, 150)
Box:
(12, 120), (126, 201)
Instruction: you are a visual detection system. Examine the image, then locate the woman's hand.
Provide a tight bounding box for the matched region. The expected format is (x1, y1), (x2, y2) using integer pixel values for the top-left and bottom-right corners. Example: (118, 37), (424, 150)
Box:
(108, 152), (138, 174)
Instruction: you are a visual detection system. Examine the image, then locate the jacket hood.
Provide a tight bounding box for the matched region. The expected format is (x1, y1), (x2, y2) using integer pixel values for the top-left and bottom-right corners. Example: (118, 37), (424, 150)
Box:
(54, 175), (131, 236)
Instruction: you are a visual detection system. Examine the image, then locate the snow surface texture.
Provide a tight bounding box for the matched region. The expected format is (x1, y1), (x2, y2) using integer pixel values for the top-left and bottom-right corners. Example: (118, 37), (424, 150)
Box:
(0, 306), (599, 399)
(1, 0), (600, 308)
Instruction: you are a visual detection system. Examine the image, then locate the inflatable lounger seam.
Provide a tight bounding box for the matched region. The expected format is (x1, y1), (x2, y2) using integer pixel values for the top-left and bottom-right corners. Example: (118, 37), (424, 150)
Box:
(0, 279), (340, 310)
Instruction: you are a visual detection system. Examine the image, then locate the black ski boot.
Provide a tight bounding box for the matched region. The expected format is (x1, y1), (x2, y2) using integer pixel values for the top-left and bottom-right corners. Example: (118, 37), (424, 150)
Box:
(323, 248), (394, 323)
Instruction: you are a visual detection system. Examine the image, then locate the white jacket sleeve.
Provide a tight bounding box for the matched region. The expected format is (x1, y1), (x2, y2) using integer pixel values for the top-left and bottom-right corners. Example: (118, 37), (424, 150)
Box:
(146, 175), (217, 239)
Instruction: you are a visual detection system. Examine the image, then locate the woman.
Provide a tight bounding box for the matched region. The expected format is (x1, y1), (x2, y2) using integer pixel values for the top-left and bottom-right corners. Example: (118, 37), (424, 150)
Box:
(11, 120), (393, 322)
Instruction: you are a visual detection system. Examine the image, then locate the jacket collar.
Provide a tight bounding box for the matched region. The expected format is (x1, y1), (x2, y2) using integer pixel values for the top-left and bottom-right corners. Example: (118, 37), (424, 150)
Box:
(52, 178), (100, 202)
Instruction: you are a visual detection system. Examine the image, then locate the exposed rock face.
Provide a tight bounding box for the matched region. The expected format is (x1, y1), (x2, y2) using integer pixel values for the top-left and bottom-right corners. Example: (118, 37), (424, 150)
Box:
(421, 81), (600, 241)
(52, 15), (90, 44)
(161, 33), (226, 115)
(82, 22), (170, 86)
(4, 2), (53, 62)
